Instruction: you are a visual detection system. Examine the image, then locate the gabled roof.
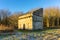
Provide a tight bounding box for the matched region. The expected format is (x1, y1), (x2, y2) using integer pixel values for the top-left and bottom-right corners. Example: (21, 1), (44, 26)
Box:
(28, 8), (41, 12)
(19, 8), (43, 18)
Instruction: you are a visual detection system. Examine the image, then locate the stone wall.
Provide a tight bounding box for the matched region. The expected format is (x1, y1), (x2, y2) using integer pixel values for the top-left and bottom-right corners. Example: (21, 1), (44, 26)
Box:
(33, 15), (43, 29)
(33, 8), (43, 30)
(18, 16), (33, 30)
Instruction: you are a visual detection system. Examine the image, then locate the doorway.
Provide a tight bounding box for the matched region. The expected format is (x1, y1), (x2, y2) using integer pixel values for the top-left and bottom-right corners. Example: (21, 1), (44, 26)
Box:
(23, 24), (25, 30)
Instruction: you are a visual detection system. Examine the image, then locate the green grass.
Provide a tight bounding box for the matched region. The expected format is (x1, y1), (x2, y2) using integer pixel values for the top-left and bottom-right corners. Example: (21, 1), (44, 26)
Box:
(17, 28), (60, 33)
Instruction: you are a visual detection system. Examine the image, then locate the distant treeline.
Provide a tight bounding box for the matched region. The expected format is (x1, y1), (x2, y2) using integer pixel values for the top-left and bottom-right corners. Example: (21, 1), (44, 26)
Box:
(43, 7), (60, 28)
(0, 9), (23, 29)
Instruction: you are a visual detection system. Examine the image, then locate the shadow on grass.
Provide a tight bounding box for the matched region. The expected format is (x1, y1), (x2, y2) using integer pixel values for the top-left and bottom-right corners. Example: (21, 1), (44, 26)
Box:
(18, 27), (60, 32)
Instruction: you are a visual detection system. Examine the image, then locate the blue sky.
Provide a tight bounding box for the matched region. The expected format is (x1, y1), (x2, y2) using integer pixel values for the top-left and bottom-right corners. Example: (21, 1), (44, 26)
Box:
(0, 0), (59, 13)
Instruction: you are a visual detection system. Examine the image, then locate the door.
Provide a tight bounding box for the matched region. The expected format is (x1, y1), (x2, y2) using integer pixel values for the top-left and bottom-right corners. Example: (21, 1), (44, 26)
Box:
(23, 24), (25, 30)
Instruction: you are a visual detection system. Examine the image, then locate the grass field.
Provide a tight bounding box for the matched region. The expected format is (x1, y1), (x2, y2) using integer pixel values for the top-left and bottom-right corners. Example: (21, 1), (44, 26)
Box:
(0, 29), (60, 40)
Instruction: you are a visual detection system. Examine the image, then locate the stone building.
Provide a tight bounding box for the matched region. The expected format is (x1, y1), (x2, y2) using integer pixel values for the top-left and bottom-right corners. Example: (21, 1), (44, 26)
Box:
(18, 8), (43, 30)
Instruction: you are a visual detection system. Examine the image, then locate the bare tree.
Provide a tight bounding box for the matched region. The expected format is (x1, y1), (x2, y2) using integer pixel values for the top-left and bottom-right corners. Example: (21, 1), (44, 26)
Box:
(0, 9), (11, 25)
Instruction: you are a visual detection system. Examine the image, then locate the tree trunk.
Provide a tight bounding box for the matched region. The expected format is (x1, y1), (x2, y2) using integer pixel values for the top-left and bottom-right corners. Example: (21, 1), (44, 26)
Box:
(46, 18), (49, 27)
